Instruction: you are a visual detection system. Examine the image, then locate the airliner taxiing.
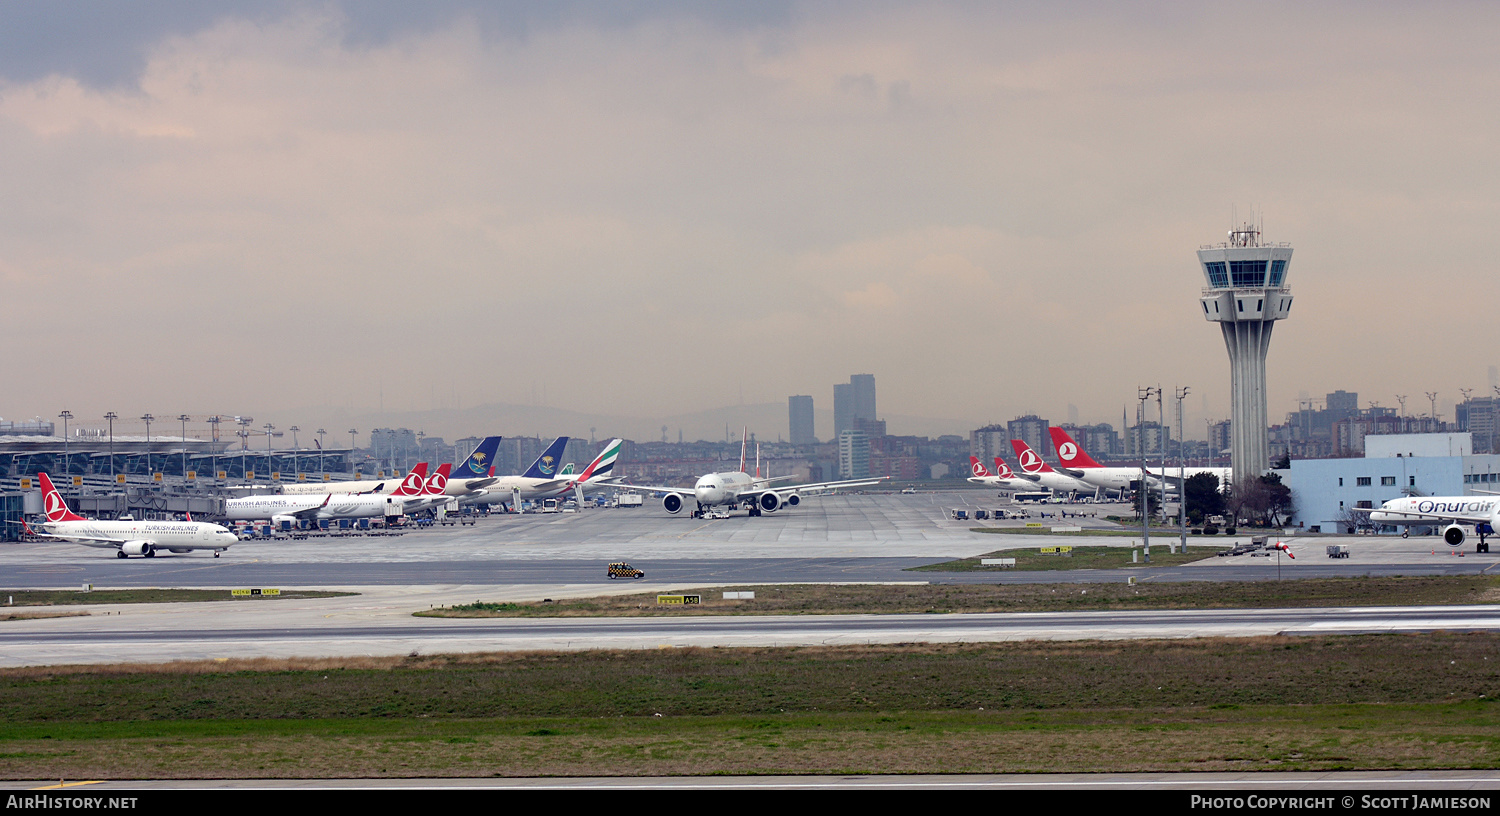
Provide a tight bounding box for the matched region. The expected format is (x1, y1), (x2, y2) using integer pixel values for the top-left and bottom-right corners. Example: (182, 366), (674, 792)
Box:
(1355, 496), (1499, 551)
(28, 473), (238, 558)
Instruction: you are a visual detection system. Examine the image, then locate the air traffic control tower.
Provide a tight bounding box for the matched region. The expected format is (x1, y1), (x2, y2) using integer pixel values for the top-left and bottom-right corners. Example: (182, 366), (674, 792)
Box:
(1198, 224), (1293, 487)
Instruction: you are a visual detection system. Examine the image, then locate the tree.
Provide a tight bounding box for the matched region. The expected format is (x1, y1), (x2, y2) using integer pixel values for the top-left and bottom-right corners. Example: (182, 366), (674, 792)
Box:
(1183, 472), (1226, 525)
(1231, 473), (1295, 527)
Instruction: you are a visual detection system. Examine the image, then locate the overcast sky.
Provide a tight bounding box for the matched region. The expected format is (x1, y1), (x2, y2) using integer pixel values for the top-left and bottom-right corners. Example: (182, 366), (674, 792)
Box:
(3, 1), (1498, 442)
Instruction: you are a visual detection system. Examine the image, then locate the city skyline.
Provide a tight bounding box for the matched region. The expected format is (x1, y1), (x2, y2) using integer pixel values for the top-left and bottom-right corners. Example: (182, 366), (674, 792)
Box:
(3, 3), (1500, 434)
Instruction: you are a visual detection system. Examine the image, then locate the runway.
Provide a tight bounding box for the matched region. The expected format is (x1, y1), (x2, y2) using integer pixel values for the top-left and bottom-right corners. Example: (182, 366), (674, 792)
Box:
(3, 493), (1498, 666)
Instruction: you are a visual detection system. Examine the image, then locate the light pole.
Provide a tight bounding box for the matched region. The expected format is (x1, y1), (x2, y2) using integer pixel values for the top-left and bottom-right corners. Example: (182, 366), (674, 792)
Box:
(1175, 386), (1190, 552)
(104, 412), (118, 482)
(178, 415), (191, 480)
(58, 410), (72, 491)
(237, 417), (253, 481)
(289, 426), (300, 478)
(1156, 385), (1166, 545)
(316, 429), (327, 479)
(349, 428), (358, 477)
(263, 423), (275, 482)
(1137, 387), (1155, 562)
(140, 413), (154, 476)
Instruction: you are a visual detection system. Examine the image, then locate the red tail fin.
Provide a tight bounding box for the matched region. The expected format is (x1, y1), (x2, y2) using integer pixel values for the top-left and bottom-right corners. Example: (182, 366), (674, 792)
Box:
(423, 464), (451, 496)
(393, 463), (430, 496)
(993, 457), (1017, 479)
(37, 473), (84, 522)
(968, 456), (992, 478)
(1009, 440), (1053, 474)
(1049, 427), (1104, 469)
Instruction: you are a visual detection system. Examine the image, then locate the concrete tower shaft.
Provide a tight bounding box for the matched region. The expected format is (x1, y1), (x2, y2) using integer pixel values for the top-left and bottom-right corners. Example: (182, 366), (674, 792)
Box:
(1197, 225), (1294, 487)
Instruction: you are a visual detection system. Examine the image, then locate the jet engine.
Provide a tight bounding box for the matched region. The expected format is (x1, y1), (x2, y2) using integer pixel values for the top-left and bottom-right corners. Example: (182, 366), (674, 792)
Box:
(271, 514), (299, 527)
(662, 494), (684, 514)
(1444, 523), (1466, 547)
(784, 493), (800, 507)
(121, 541), (154, 557)
(758, 492), (781, 513)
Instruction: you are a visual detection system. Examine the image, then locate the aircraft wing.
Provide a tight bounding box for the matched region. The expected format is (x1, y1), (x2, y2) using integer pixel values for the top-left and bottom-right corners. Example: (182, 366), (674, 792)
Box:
(288, 495), (333, 520)
(457, 477), (499, 491)
(619, 484), (696, 498)
(754, 476), (889, 496)
(29, 529), (130, 545)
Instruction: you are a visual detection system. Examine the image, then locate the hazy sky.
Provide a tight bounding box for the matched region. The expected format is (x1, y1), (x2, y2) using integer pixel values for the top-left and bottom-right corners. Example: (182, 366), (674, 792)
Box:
(3, 1), (1498, 441)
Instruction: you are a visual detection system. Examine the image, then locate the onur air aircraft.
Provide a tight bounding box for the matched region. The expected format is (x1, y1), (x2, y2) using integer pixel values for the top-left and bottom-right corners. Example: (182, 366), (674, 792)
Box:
(1353, 495), (1500, 551)
(27, 472), (238, 559)
(1009, 440), (1095, 494)
(281, 436), (502, 498)
(624, 435), (887, 518)
(967, 456), (1046, 492)
(1047, 427), (1162, 493)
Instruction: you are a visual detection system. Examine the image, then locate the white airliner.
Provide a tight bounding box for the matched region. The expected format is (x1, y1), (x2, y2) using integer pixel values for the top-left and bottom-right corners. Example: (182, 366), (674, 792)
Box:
(967, 456), (1044, 492)
(281, 436), (502, 499)
(1009, 440), (1095, 495)
(1047, 428), (1162, 493)
(28, 472), (238, 559)
(622, 436), (886, 518)
(1355, 496), (1499, 550)
(222, 471), (429, 525)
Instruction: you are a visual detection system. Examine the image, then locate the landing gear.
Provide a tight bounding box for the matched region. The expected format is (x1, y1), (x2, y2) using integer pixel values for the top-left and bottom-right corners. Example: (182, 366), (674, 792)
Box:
(116, 550), (128, 559)
(691, 503), (706, 519)
(143, 547), (155, 558)
(1479, 528), (1491, 554)
(214, 551), (221, 558)
(1402, 530), (1409, 538)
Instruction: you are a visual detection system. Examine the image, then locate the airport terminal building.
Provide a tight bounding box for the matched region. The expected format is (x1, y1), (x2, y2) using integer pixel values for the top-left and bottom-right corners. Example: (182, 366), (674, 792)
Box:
(1283, 433), (1500, 533)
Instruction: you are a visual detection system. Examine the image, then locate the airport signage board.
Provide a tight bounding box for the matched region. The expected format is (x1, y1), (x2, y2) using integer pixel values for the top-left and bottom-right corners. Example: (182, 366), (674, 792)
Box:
(354, 471), (362, 479)
(216, 471), (227, 480)
(231, 588), (281, 597)
(245, 472), (255, 481)
(323, 474), (331, 482)
(1039, 546), (1074, 556)
(186, 471), (197, 481)
(297, 473), (306, 482)
(18, 478), (31, 490)
(153, 473), (163, 483)
(657, 595), (702, 605)
(271, 472), (281, 482)
(115, 474), (126, 485)
(71, 476), (82, 487)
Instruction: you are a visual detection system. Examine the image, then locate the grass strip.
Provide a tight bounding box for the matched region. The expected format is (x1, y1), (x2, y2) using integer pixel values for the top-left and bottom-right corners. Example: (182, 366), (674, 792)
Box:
(0, 589), (355, 607)
(2, 636), (1499, 778)
(417, 576), (1500, 618)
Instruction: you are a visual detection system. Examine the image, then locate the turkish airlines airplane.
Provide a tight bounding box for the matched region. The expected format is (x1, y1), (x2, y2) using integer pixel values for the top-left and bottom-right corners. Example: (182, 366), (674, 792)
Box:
(28, 472), (238, 559)
(624, 433), (886, 518)
(1009, 439), (1094, 495)
(1047, 427), (1162, 493)
(967, 456), (1045, 492)
(282, 436), (501, 497)
(222, 464), (431, 525)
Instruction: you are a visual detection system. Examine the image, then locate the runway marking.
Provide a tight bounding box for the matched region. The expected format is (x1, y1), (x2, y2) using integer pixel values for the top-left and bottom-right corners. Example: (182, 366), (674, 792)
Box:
(31, 781), (104, 790)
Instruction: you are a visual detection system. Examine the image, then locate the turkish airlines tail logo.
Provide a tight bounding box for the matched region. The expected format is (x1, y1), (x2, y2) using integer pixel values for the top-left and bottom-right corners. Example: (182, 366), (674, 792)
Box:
(969, 457), (991, 478)
(1010, 440), (1051, 473)
(993, 458), (1015, 479)
(37, 473), (84, 523)
(394, 463), (430, 496)
(424, 464), (451, 496)
(1048, 428), (1104, 468)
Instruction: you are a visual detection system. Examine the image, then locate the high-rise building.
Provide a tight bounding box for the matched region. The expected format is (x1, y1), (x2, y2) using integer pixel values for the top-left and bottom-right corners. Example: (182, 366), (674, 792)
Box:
(838, 429), (870, 480)
(1007, 415), (1050, 460)
(788, 395), (816, 444)
(1198, 222), (1294, 486)
(833, 374), (877, 437)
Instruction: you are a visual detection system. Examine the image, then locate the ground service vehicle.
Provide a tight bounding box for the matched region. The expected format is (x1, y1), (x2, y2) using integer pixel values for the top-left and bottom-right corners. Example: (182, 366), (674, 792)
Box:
(608, 562), (645, 579)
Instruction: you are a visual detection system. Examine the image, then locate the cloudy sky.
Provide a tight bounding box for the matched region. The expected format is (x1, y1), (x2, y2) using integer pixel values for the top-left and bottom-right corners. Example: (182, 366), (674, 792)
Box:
(3, 1), (1498, 442)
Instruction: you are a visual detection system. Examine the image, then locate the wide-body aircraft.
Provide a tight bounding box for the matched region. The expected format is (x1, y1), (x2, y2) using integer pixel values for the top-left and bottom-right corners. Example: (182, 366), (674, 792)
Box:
(282, 436), (501, 498)
(1009, 440), (1094, 495)
(967, 456), (1045, 492)
(1047, 428), (1162, 493)
(623, 437), (886, 518)
(28, 473), (238, 558)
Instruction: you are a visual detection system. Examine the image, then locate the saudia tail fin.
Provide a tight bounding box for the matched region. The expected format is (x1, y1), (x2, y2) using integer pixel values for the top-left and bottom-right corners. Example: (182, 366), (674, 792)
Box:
(1049, 427), (1104, 469)
(37, 473), (84, 522)
(453, 436), (501, 479)
(523, 437), (569, 479)
(1009, 440), (1053, 474)
(575, 439), (624, 483)
(968, 456), (993, 478)
(423, 463), (452, 496)
(392, 463), (430, 496)
(738, 428), (748, 474)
